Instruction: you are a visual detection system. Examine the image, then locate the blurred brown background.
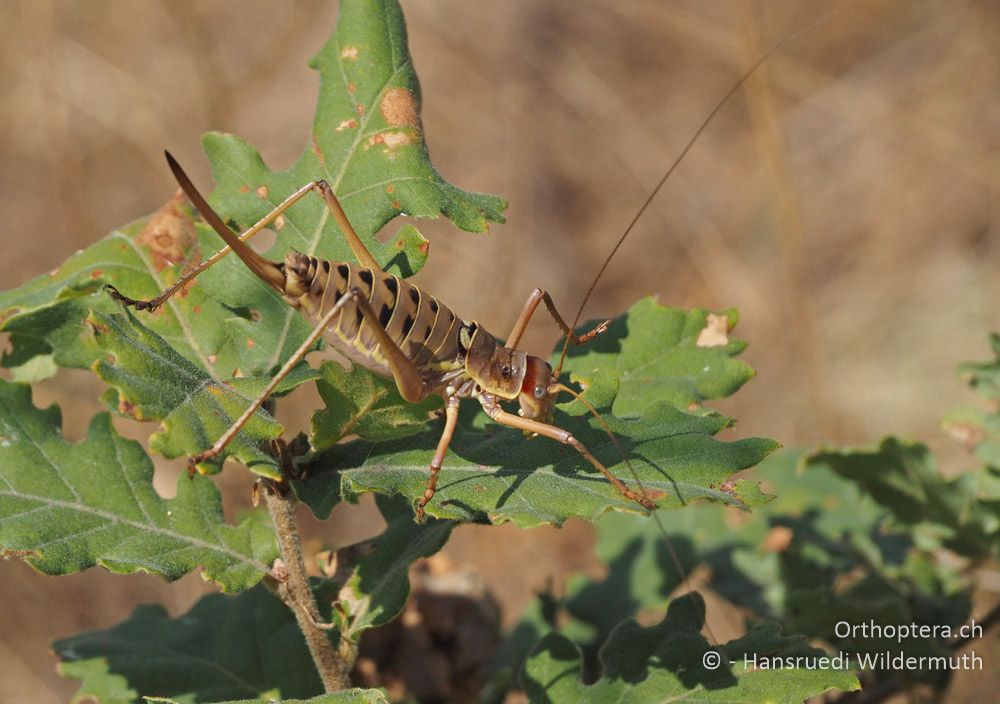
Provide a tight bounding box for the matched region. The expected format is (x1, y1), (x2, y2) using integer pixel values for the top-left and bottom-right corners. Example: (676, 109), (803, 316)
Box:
(1, 1), (998, 701)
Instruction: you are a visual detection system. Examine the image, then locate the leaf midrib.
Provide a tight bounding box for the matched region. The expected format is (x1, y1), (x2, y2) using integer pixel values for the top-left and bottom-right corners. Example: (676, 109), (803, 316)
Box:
(0, 488), (270, 573)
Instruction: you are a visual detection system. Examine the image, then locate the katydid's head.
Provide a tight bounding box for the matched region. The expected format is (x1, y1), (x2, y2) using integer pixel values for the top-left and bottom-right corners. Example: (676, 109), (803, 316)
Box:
(518, 355), (556, 422)
(464, 330), (528, 399)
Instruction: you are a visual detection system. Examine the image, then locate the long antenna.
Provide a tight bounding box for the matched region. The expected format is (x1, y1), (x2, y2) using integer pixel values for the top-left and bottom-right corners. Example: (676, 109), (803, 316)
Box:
(552, 13), (833, 643)
(556, 14), (831, 375)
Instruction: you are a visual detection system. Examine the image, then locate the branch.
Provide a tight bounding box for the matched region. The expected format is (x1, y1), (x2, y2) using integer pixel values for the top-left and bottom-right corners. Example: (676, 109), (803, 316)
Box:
(263, 480), (355, 691)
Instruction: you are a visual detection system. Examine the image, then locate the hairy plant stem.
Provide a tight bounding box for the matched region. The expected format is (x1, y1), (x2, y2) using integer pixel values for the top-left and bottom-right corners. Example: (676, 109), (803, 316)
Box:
(263, 481), (353, 691)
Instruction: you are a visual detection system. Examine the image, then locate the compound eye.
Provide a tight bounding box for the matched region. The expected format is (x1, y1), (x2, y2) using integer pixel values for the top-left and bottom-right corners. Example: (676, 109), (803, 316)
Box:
(533, 384), (546, 399)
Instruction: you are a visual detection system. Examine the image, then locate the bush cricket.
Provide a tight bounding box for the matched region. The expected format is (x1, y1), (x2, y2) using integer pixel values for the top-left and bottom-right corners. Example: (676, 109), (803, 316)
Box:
(106, 23), (806, 523)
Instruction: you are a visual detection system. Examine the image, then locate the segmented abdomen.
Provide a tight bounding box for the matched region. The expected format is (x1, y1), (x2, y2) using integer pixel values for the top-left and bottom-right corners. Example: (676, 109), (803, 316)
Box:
(282, 252), (469, 386)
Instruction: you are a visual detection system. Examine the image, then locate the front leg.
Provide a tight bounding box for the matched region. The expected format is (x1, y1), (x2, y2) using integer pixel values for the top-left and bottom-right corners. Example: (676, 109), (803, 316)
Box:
(415, 394), (461, 522)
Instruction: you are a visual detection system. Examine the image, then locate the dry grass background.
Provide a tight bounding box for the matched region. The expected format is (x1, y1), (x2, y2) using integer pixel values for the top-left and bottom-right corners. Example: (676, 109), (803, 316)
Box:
(1, 0), (999, 701)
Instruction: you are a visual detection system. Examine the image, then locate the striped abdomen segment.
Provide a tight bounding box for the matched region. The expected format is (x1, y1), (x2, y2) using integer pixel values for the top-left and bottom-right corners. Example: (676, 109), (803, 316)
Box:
(282, 252), (467, 385)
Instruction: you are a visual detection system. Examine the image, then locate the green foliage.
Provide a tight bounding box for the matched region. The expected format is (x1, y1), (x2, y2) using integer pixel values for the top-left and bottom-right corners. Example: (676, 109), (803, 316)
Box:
(329, 496), (454, 639)
(311, 361), (441, 450)
(0, 379), (275, 592)
(521, 594), (857, 703)
(91, 309), (317, 478)
(561, 300), (753, 416)
(806, 438), (1000, 559)
(491, 449), (981, 700)
(55, 583), (328, 702)
(55, 497), (449, 703)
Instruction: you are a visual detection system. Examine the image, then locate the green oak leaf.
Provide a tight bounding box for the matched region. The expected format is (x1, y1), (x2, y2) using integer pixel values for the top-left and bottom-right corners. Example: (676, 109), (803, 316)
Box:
(311, 361), (440, 450)
(55, 584), (328, 703)
(543, 451), (972, 693)
(54, 499), (447, 703)
(560, 298), (754, 416)
(331, 496), (453, 638)
(806, 437), (1000, 559)
(0, 199), (279, 380)
(0, 379), (275, 592)
(297, 401), (777, 527)
(90, 309), (318, 479)
(0, 0), (505, 384)
(521, 593), (858, 703)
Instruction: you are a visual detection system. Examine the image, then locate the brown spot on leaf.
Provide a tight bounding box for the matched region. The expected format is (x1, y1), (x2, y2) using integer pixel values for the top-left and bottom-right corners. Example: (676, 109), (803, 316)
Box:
(697, 313), (730, 347)
(117, 397), (138, 419)
(364, 130), (415, 158)
(208, 354), (218, 365)
(137, 191), (200, 272)
(762, 526), (794, 553)
(418, 241), (429, 255)
(256, 185), (269, 198)
(275, 215), (286, 231)
(719, 480), (737, 495)
(335, 118), (358, 132)
(381, 87), (420, 128)
(2, 548), (40, 560)
(340, 46), (359, 60)
(348, 82), (356, 93)
(391, 200), (402, 209)
(86, 318), (110, 335)
(90, 269), (103, 279)
(356, 103), (365, 115)
(386, 183), (395, 194)
(642, 488), (669, 502)
(246, 338), (255, 348)
(239, 185), (251, 194)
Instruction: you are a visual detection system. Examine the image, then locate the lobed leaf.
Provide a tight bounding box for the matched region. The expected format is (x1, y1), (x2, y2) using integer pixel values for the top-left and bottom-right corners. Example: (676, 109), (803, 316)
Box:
(329, 496), (454, 638)
(310, 361), (440, 451)
(54, 498), (450, 702)
(806, 437), (1000, 559)
(521, 593), (858, 703)
(55, 584), (328, 703)
(560, 298), (753, 416)
(91, 309), (317, 479)
(297, 401), (776, 527)
(519, 451), (975, 696)
(0, 379), (275, 592)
